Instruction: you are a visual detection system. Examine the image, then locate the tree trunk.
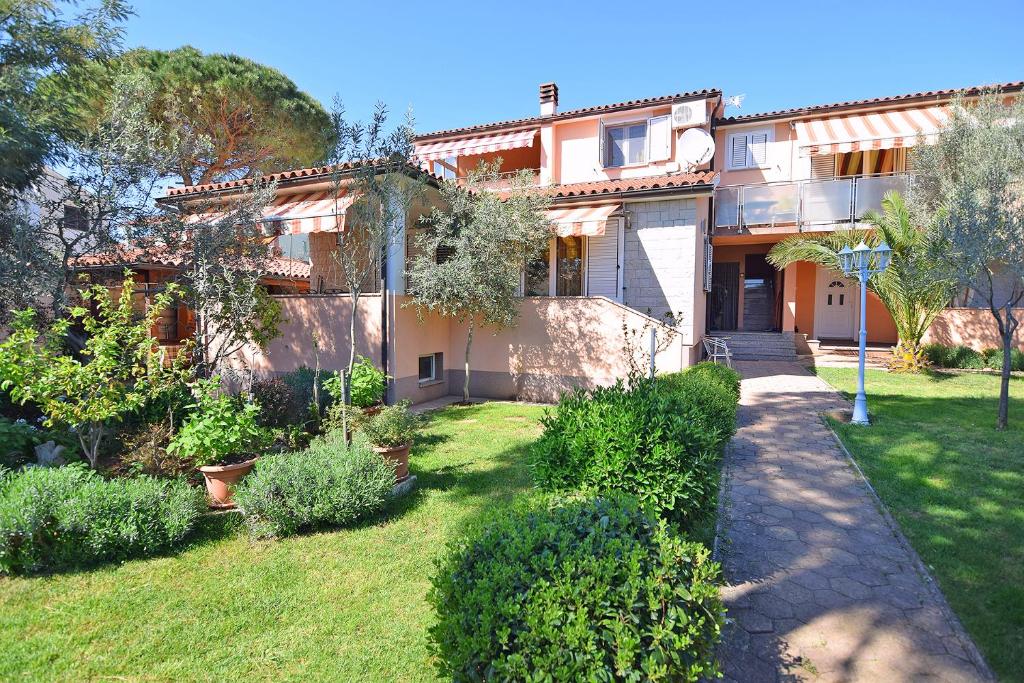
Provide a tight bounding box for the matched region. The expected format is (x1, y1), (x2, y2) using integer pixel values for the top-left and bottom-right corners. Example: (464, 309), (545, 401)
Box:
(463, 319), (474, 404)
(997, 304), (1018, 431)
(348, 293), (359, 377)
(78, 422), (104, 469)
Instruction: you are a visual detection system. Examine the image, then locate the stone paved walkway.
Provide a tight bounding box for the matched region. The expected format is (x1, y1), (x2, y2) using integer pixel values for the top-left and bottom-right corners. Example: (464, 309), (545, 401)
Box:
(718, 361), (990, 682)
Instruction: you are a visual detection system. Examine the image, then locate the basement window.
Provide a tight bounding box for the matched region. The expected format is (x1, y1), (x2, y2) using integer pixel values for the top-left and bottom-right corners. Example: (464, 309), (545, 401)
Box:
(418, 352), (443, 384)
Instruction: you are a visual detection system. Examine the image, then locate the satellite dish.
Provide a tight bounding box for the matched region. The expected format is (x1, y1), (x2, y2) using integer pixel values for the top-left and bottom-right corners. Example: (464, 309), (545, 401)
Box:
(678, 128), (715, 169)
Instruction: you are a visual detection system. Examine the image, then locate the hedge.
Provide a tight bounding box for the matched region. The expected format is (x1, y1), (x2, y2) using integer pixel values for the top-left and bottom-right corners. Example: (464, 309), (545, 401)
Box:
(428, 495), (724, 682)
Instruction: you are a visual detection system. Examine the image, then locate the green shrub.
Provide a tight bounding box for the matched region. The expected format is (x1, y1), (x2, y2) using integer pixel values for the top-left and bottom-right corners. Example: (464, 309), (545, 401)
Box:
(530, 379), (724, 531)
(168, 379), (272, 466)
(279, 366), (332, 414)
(921, 343), (1023, 370)
(357, 400), (419, 448)
(324, 357), (388, 409)
(0, 417), (78, 470)
(232, 431), (395, 539)
(0, 465), (204, 574)
(428, 495), (724, 682)
(681, 361), (741, 400)
(657, 365), (740, 444)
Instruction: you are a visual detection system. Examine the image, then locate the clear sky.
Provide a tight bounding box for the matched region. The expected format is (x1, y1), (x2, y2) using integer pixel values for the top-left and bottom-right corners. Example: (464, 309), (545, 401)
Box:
(124, 0), (1024, 134)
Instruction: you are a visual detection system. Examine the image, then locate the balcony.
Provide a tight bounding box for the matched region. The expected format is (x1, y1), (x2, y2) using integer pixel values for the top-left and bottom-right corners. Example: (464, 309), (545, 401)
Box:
(455, 168), (542, 191)
(714, 173), (910, 232)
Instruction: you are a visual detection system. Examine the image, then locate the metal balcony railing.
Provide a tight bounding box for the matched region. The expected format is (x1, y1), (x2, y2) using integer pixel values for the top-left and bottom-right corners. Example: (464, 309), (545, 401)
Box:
(455, 168), (542, 190)
(714, 173), (910, 230)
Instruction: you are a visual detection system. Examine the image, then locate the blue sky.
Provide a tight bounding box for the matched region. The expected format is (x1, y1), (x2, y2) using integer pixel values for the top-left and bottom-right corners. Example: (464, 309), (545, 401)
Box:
(125, 0), (1024, 134)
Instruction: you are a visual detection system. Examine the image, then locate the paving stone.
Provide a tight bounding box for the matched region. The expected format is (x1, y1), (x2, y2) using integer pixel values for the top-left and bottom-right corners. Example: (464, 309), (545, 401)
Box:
(717, 361), (988, 682)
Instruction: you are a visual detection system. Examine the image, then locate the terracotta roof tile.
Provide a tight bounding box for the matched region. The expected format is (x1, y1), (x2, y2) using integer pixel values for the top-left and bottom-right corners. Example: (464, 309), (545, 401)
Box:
(73, 244), (311, 280)
(416, 88), (721, 141)
(545, 172), (717, 200)
(718, 80), (1024, 124)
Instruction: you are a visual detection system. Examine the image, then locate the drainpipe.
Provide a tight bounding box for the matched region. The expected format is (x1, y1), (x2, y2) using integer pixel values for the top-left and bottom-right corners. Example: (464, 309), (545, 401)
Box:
(380, 245), (389, 405)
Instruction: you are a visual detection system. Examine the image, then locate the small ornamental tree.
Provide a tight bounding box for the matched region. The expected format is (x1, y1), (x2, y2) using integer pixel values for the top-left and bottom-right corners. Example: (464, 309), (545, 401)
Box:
(0, 277), (186, 468)
(407, 163), (551, 403)
(909, 90), (1024, 429)
(769, 192), (956, 372)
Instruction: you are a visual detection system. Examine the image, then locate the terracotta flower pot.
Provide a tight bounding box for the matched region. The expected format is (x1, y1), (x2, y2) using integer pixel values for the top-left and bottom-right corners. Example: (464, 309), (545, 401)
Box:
(199, 458), (258, 509)
(372, 443), (410, 483)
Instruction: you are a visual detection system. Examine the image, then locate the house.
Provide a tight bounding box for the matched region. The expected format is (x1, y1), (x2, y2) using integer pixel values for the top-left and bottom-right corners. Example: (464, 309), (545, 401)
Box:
(156, 80), (1023, 404)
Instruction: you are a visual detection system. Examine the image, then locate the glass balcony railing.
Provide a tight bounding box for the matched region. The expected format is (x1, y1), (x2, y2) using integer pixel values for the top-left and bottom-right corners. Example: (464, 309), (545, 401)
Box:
(714, 173), (910, 230)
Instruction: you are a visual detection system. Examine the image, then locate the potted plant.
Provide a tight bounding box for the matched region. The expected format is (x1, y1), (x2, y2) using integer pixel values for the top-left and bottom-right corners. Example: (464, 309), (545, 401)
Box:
(357, 400), (418, 482)
(168, 378), (272, 508)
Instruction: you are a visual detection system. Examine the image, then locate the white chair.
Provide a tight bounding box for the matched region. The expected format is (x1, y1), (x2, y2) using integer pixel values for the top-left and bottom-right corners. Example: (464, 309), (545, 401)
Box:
(703, 336), (733, 368)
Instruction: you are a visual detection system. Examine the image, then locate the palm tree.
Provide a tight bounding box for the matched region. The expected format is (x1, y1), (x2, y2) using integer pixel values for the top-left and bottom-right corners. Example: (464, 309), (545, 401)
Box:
(767, 191), (954, 371)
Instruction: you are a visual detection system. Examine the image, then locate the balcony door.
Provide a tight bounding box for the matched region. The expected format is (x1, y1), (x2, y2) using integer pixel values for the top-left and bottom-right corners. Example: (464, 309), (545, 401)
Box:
(710, 262), (739, 331)
(815, 265), (856, 340)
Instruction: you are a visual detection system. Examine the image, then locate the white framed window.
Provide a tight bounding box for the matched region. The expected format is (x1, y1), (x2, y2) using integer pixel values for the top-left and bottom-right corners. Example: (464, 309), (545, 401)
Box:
(726, 128), (771, 170)
(431, 156), (457, 180)
(418, 352), (443, 384)
(604, 122), (647, 167)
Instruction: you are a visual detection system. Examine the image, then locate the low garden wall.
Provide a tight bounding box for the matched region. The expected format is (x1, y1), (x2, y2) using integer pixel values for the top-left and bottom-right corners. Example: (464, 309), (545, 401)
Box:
(925, 308), (1024, 351)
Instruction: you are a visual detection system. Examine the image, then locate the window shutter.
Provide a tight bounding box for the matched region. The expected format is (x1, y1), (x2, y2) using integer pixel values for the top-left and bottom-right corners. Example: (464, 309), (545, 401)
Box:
(810, 154), (835, 179)
(598, 120), (607, 167)
(647, 115), (671, 162)
(729, 134), (748, 169)
(585, 223), (620, 300)
(749, 131), (769, 167)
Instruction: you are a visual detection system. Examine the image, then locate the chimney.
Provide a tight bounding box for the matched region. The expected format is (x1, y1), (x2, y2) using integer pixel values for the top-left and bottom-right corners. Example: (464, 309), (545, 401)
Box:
(539, 82), (558, 116)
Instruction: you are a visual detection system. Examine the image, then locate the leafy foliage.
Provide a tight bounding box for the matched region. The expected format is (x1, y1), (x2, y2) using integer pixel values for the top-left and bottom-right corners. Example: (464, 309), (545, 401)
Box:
(0, 277), (186, 468)
(531, 366), (737, 532)
(408, 161), (552, 401)
(922, 343), (1024, 372)
(232, 432), (395, 539)
(0, 0), (128, 193)
(324, 356), (387, 408)
(251, 377), (307, 428)
(768, 192), (955, 371)
(0, 465), (204, 574)
(167, 378), (271, 467)
(428, 495), (724, 682)
(356, 400), (419, 448)
(909, 90), (1024, 428)
(0, 417), (78, 470)
(68, 46), (335, 186)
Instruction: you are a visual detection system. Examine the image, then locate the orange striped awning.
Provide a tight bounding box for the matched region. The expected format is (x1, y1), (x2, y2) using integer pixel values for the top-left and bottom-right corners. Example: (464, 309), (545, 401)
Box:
(794, 105), (950, 156)
(547, 204), (620, 237)
(186, 191), (356, 234)
(415, 129), (538, 162)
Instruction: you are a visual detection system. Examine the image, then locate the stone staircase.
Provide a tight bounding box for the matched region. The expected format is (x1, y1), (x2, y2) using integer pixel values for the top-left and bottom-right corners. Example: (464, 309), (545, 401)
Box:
(711, 331), (798, 361)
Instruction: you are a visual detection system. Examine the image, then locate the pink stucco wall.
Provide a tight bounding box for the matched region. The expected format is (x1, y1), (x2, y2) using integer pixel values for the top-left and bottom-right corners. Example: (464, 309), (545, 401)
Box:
(924, 308), (1024, 351)
(232, 294), (382, 374)
(235, 294), (693, 404)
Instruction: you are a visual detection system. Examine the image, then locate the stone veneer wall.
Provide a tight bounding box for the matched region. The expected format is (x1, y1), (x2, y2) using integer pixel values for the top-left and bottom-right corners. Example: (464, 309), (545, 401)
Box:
(622, 199), (698, 343)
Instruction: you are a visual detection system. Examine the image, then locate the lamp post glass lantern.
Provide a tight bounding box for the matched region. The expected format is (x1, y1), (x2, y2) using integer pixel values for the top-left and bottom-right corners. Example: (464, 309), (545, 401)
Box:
(840, 241), (891, 425)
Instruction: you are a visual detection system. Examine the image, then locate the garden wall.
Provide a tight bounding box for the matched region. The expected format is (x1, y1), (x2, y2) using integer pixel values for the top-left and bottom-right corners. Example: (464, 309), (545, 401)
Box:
(925, 308), (1024, 351)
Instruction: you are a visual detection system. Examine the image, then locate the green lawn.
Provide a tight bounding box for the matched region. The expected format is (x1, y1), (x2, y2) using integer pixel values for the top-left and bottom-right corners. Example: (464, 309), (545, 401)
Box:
(815, 368), (1024, 679)
(0, 402), (546, 682)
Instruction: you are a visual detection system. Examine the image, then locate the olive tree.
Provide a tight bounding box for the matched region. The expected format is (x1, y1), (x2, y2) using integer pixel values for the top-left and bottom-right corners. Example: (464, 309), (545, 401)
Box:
(909, 90), (1024, 429)
(407, 163), (551, 403)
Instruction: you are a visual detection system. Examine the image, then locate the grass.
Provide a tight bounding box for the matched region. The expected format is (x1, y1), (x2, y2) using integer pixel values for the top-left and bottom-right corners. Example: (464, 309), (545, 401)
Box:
(815, 368), (1024, 680)
(0, 401), (546, 682)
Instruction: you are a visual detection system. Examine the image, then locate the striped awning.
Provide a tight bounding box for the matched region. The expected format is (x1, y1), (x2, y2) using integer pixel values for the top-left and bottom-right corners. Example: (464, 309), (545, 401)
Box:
(415, 129), (538, 162)
(186, 190), (356, 234)
(795, 105), (950, 156)
(547, 204), (620, 237)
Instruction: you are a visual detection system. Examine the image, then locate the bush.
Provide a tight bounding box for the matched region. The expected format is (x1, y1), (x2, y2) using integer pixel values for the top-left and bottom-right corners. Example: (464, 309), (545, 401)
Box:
(279, 366), (332, 415)
(251, 377), (306, 428)
(922, 343), (1023, 371)
(168, 379), (272, 466)
(658, 364), (741, 444)
(428, 495), (724, 682)
(232, 431), (395, 539)
(357, 400), (419, 448)
(119, 421), (193, 478)
(531, 365), (738, 532)
(0, 417), (78, 470)
(0, 465), (204, 574)
(682, 361), (741, 401)
(323, 357), (388, 409)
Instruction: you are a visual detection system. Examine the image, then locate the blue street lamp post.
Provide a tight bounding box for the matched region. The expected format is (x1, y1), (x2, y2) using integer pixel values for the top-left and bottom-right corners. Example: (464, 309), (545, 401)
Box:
(838, 241), (892, 425)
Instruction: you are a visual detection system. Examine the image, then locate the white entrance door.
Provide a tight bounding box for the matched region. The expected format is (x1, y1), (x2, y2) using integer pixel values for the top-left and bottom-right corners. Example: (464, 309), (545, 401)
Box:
(815, 266), (856, 339)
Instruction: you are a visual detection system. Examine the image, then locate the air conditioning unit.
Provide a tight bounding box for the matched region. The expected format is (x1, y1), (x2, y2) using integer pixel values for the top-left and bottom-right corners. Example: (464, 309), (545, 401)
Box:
(671, 101), (707, 129)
